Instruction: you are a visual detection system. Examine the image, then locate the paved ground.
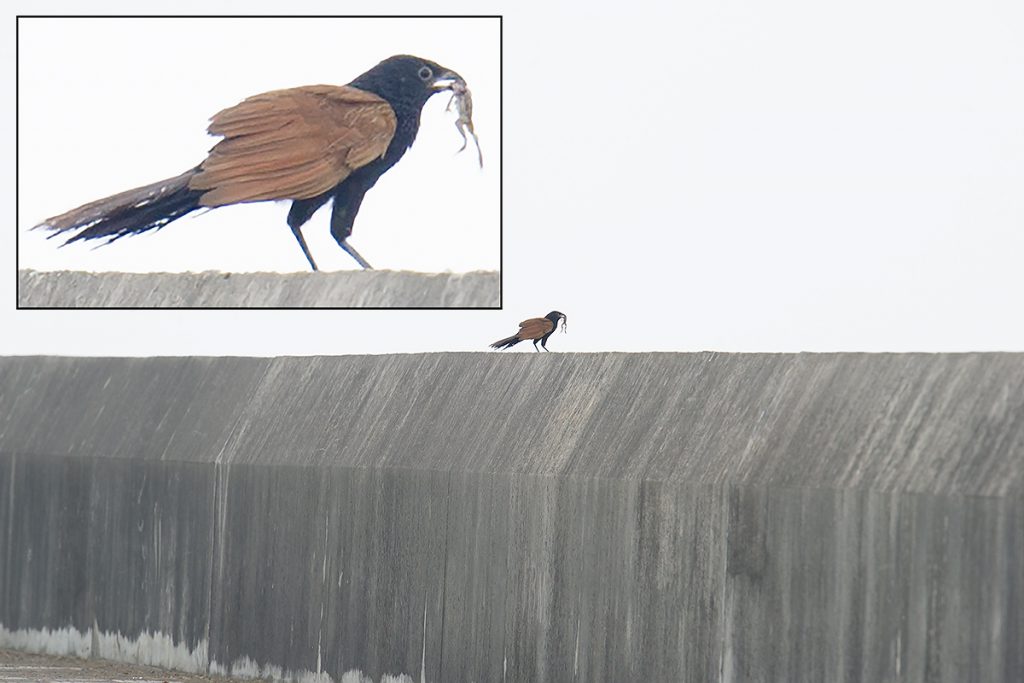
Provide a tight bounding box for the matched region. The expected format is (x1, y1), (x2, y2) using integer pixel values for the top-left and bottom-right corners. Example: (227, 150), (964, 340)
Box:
(0, 650), (253, 683)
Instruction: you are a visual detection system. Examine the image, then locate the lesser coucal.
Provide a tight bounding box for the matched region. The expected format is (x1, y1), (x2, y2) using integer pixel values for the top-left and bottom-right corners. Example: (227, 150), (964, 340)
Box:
(34, 55), (466, 271)
(490, 311), (568, 352)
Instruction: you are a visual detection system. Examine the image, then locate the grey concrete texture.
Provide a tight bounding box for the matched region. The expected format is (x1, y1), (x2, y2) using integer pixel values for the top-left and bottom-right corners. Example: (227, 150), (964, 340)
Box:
(16, 270), (500, 308)
(0, 353), (1021, 682)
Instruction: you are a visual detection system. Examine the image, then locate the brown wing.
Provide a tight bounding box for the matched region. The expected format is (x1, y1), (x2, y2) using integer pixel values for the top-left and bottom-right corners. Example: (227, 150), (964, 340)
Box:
(189, 85), (397, 207)
(517, 317), (555, 341)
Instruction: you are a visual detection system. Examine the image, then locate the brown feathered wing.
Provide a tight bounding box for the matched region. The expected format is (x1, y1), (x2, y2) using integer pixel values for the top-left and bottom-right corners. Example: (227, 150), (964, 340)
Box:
(516, 317), (555, 341)
(189, 85), (397, 206)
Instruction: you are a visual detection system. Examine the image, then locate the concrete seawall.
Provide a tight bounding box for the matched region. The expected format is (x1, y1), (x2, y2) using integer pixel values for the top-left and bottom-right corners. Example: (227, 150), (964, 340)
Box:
(0, 354), (1021, 681)
(17, 270), (500, 308)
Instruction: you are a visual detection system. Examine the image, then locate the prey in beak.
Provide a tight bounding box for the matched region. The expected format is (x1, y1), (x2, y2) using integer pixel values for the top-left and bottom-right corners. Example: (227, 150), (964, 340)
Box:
(443, 76), (483, 167)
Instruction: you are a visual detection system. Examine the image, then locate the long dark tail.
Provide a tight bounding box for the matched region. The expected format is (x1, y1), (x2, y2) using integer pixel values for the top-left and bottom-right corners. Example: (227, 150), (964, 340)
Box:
(489, 335), (521, 350)
(34, 169), (205, 245)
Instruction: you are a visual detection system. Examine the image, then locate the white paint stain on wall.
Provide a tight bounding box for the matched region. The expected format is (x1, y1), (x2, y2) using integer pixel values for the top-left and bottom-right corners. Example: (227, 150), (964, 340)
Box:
(0, 625), (417, 683)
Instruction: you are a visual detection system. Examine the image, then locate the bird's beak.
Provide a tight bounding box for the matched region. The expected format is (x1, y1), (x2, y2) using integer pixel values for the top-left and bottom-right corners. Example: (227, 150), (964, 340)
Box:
(431, 70), (464, 92)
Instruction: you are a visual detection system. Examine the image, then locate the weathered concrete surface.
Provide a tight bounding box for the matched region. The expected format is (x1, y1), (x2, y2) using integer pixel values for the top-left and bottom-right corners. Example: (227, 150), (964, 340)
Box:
(17, 270), (500, 308)
(0, 353), (1021, 682)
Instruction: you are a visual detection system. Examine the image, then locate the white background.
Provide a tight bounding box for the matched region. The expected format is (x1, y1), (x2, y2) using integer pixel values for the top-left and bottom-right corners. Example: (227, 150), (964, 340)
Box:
(17, 16), (499, 274)
(5, 1), (1024, 355)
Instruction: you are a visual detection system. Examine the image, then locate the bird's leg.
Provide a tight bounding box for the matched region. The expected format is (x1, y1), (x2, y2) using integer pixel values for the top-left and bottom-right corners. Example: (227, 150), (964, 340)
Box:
(330, 188), (373, 270)
(533, 340), (540, 352)
(290, 223), (318, 271)
(287, 196), (330, 271)
(339, 240), (373, 270)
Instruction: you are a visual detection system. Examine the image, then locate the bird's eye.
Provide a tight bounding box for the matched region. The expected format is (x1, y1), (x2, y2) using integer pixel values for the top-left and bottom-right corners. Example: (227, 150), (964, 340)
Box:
(418, 66), (433, 81)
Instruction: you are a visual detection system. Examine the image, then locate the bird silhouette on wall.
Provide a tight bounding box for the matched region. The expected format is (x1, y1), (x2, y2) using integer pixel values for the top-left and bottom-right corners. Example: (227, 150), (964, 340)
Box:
(490, 311), (567, 352)
(34, 55), (469, 271)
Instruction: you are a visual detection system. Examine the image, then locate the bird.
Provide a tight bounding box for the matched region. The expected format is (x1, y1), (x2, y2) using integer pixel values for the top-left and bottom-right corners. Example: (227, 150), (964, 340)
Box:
(33, 55), (467, 271)
(490, 311), (568, 352)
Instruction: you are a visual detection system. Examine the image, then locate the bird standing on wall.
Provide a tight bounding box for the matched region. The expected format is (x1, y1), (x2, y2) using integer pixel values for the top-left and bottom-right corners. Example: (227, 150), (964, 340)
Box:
(34, 55), (469, 271)
(490, 311), (568, 352)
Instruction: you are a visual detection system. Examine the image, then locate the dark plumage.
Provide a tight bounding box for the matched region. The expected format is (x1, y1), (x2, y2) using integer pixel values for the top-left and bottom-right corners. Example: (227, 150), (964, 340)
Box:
(490, 311), (568, 352)
(34, 55), (465, 270)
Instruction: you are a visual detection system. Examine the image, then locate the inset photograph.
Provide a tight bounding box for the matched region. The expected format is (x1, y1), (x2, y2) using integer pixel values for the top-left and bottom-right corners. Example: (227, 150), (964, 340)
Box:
(17, 16), (501, 308)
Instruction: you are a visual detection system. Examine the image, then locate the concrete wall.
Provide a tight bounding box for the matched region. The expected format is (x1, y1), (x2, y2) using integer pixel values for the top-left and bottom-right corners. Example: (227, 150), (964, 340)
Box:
(17, 270), (500, 308)
(0, 354), (1021, 682)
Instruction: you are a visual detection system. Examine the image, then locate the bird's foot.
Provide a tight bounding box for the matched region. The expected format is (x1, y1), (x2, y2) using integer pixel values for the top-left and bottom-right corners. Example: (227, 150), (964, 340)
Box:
(340, 240), (373, 270)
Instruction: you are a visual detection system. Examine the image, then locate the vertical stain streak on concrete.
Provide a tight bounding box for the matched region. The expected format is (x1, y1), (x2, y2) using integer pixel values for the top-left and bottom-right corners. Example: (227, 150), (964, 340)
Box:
(718, 487), (734, 683)
(572, 617), (579, 679)
(419, 602), (426, 683)
(316, 510), (328, 676)
(208, 460), (229, 674)
(572, 492), (586, 683)
(3, 455), (14, 609)
(499, 482), (513, 683)
(433, 471), (452, 683)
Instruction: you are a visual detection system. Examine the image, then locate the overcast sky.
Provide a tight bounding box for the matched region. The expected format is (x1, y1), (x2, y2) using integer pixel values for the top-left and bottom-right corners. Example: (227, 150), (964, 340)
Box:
(5, 1), (1024, 355)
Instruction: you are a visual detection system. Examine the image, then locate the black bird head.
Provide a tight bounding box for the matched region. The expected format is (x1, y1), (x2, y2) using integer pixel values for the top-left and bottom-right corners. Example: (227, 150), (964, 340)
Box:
(546, 311), (568, 332)
(350, 55), (464, 113)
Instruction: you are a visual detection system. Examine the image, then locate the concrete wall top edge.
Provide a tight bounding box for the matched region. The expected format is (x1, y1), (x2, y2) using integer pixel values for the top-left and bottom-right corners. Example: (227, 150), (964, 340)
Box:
(17, 269), (500, 308)
(1, 353), (1021, 497)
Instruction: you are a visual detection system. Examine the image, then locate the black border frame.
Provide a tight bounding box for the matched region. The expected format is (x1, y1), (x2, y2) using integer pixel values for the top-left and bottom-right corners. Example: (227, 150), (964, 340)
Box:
(15, 14), (503, 311)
